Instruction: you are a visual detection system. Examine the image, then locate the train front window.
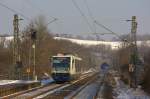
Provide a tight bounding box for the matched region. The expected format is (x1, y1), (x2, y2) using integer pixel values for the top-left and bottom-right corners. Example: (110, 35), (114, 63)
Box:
(52, 57), (70, 71)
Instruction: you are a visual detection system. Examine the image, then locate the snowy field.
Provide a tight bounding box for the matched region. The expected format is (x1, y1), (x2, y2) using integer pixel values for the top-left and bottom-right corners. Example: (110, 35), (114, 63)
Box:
(54, 37), (150, 50)
(113, 77), (150, 99)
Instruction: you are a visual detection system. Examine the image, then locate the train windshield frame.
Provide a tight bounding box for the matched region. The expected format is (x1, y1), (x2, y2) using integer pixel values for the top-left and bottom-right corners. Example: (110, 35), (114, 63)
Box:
(52, 57), (70, 71)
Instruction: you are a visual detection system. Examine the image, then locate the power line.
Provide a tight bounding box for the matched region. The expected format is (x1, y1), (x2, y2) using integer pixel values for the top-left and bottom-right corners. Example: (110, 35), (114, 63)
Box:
(0, 2), (31, 21)
(0, 1), (58, 29)
(84, 0), (95, 22)
(83, 0), (122, 40)
(84, 0), (97, 34)
(25, 0), (56, 20)
(71, 0), (94, 33)
(23, 0), (58, 27)
(94, 20), (126, 41)
(94, 21), (116, 35)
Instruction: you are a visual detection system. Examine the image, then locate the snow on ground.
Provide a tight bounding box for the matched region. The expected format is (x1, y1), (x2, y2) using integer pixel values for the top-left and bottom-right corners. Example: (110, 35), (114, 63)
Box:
(82, 68), (97, 74)
(54, 37), (150, 50)
(113, 77), (150, 99)
(0, 80), (16, 85)
(54, 37), (121, 50)
(40, 78), (54, 86)
(0, 80), (39, 86)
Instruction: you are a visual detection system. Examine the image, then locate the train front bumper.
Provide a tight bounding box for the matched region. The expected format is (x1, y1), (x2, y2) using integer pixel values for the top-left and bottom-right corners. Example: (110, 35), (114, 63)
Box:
(52, 73), (70, 82)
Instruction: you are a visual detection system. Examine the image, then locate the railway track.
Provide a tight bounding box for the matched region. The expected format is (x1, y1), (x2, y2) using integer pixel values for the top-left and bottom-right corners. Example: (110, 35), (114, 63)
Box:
(0, 82), (56, 99)
(0, 80), (40, 97)
(11, 83), (63, 99)
(34, 73), (98, 99)
(1, 72), (97, 99)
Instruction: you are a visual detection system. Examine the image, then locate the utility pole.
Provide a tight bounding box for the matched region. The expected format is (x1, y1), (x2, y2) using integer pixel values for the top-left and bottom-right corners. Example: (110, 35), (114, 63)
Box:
(13, 14), (23, 80)
(128, 16), (138, 88)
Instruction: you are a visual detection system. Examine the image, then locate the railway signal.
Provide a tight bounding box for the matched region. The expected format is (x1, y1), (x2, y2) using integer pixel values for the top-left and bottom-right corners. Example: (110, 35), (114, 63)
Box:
(30, 29), (37, 80)
(31, 31), (37, 40)
(101, 62), (109, 73)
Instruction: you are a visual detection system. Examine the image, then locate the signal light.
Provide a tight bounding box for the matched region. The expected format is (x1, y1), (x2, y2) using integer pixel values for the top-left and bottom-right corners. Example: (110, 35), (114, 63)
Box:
(31, 31), (37, 40)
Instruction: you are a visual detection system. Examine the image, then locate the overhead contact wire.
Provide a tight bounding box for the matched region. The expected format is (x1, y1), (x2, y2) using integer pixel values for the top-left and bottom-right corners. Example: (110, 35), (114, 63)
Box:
(0, 2), (31, 21)
(84, 0), (97, 33)
(71, 0), (94, 33)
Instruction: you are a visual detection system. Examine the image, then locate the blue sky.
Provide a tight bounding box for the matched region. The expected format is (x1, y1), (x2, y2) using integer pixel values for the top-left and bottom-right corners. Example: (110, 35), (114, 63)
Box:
(0, 0), (150, 37)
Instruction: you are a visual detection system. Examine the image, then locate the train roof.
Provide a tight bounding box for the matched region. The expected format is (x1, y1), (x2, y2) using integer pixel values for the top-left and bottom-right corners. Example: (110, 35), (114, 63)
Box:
(52, 55), (82, 60)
